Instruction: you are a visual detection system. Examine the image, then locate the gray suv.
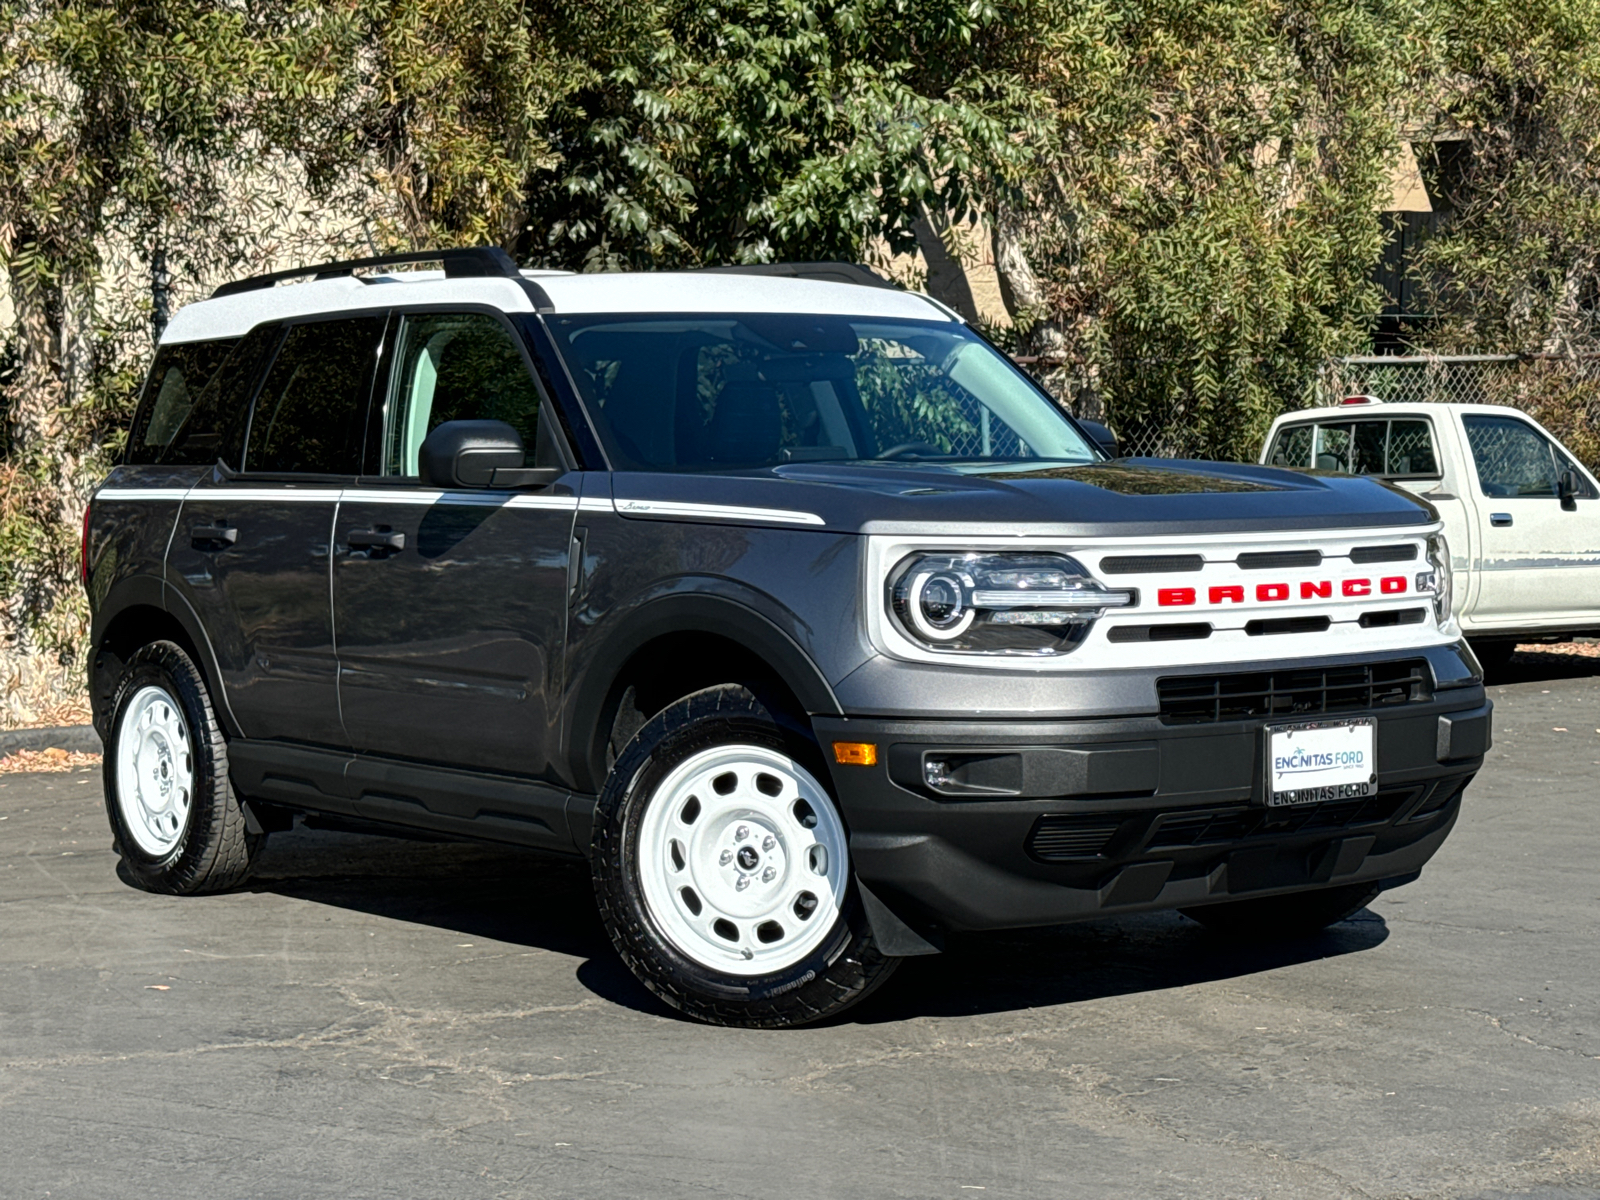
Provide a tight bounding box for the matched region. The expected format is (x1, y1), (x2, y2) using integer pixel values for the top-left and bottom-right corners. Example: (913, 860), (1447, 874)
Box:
(86, 247), (1491, 1026)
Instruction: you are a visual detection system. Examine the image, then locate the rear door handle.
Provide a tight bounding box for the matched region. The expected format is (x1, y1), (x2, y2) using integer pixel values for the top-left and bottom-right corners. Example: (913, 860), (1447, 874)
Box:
(1490, 512), (1513, 527)
(347, 528), (405, 556)
(190, 522), (238, 549)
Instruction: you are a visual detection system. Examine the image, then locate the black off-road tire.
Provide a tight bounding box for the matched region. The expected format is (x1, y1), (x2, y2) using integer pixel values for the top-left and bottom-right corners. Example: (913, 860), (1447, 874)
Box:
(1182, 882), (1381, 938)
(103, 640), (263, 894)
(591, 685), (899, 1027)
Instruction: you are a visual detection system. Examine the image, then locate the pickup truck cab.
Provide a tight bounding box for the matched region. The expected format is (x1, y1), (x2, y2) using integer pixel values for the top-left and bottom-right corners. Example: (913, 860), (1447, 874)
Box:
(1262, 398), (1600, 665)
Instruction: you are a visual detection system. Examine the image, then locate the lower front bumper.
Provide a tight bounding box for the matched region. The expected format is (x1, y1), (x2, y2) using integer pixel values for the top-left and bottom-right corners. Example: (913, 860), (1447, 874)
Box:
(814, 691), (1488, 937)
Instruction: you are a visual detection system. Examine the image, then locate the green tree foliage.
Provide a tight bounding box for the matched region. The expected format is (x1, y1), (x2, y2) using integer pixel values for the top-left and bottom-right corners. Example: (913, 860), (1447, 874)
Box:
(977, 0), (1427, 461)
(0, 0), (295, 656)
(523, 0), (1032, 269)
(1413, 0), (1600, 357)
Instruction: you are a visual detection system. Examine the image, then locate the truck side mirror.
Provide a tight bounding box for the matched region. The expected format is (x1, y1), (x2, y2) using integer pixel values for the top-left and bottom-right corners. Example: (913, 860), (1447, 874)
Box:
(1077, 418), (1121, 459)
(1558, 467), (1581, 511)
(419, 420), (560, 489)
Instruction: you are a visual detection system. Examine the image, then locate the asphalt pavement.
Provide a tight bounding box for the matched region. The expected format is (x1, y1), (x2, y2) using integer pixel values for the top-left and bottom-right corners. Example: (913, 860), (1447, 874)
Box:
(2, 658), (1598, 1199)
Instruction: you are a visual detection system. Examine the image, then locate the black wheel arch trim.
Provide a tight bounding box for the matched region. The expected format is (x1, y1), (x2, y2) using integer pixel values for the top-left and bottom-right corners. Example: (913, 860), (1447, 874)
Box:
(565, 589), (844, 793)
(91, 573), (243, 741)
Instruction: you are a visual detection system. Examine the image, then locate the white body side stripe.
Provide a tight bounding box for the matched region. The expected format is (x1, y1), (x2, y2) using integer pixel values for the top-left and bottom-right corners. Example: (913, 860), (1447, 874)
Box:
(92, 488), (192, 502)
(93, 487), (824, 526)
(612, 498), (826, 526)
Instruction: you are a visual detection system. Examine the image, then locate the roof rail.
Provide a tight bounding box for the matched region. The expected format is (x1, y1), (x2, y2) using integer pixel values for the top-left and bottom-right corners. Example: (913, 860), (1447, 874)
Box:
(211, 245), (522, 299)
(696, 262), (898, 290)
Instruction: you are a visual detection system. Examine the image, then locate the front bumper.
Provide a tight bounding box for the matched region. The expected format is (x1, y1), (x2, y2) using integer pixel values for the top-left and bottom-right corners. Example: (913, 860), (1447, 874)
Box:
(814, 681), (1489, 938)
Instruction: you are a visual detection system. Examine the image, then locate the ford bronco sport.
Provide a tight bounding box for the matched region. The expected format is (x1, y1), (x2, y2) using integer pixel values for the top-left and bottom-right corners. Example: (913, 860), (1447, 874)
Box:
(85, 247), (1492, 1027)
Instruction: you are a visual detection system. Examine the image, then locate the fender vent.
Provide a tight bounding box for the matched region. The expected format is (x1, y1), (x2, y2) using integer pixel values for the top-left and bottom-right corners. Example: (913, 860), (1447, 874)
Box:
(1157, 660), (1431, 724)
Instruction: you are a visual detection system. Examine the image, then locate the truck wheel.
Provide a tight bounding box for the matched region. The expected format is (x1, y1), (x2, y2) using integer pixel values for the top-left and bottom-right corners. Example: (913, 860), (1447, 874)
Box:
(1181, 882), (1380, 938)
(104, 640), (262, 894)
(591, 685), (898, 1027)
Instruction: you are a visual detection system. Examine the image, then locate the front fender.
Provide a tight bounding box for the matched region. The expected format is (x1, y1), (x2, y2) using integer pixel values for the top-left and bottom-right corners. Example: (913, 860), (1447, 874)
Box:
(562, 582), (844, 793)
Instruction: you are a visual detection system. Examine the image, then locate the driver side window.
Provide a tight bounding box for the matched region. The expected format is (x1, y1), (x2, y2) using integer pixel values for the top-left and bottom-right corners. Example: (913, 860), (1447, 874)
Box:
(1462, 415), (1560, 498)
(380, 312), (543, 477)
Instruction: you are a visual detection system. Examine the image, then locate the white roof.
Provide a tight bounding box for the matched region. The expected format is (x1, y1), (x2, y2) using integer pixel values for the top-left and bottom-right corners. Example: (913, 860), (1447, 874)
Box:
(160, 267), (951, 344)
(1271, 401), (1529, 422)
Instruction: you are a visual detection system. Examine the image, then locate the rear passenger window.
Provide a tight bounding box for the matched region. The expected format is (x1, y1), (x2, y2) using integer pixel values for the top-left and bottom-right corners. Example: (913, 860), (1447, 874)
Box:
(379, 313), (541, 476)
(246, 316), (385, 475)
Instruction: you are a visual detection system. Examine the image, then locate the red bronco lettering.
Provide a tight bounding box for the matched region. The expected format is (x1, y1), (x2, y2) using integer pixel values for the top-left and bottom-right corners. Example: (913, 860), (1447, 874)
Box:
(1156, 576), (1408, 606)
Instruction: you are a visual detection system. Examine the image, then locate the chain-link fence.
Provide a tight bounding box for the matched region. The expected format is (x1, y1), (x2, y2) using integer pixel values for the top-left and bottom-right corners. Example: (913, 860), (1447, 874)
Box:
(1316, 354), (1521, 406)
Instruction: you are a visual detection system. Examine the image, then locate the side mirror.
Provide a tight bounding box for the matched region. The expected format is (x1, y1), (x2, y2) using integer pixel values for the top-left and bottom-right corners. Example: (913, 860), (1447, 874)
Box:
(419, 419), (560, 489)
(1559, 467), (1581, 511)
(1077, 418), (1121, 459)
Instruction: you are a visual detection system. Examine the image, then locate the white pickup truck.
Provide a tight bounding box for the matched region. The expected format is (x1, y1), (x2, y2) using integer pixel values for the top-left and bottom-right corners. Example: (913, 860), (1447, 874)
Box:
(1261, 397), (1600, 668)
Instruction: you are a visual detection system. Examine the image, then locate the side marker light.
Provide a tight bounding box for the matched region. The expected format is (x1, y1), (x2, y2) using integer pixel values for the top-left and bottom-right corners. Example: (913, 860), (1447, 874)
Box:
(833, 742), (878, 767)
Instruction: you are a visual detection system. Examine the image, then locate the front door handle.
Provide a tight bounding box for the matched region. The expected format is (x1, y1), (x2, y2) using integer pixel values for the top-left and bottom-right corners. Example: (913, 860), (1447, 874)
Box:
(347, 528), (405, 557)
(190, 522), (238, 549)
(1490, 512), (1513, 528)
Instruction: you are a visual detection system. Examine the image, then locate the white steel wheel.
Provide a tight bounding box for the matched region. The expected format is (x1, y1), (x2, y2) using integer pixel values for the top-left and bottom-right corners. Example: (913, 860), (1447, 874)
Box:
(114, 684), (195, 857)
(635, 743), (850, 976)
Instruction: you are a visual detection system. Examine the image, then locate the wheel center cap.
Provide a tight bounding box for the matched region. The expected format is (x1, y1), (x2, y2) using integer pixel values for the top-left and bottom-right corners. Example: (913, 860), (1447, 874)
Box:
(736, 845), (760, 871)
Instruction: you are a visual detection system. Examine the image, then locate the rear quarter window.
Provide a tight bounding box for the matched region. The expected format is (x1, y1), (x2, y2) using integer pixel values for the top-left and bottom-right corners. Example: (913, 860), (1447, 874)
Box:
(126, 339), (238, 464)
(126, 328), (280, 468)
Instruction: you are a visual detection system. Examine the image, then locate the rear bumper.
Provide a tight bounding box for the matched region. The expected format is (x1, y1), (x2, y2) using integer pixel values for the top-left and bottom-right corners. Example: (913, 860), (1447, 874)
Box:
(814, 690), (1489, 936)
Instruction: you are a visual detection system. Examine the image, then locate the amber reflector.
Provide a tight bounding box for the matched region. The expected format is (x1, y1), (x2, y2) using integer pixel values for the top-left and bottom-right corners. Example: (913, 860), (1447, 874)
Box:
(832, 741), (878, 767)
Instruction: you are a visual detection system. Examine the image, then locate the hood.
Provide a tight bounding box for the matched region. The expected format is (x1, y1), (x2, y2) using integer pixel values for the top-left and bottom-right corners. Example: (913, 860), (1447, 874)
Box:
(608, 458), (1438, 537)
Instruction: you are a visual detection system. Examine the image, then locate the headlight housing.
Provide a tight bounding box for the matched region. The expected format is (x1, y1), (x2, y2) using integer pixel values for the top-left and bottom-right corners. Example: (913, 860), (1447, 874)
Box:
(887, 552), (1134, 655)
(1420, 533), (1453, 625)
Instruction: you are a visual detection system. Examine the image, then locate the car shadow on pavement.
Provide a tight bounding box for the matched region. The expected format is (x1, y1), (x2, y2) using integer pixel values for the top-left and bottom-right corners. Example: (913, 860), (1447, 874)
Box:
(849, 907), (1388, 1023)
(243, 822), (1388, 1025)
(1489, 646), (1600, 685)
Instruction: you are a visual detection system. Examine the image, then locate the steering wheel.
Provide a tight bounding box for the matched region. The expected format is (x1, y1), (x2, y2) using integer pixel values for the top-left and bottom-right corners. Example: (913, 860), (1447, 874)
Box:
(875, 441), (946, 461)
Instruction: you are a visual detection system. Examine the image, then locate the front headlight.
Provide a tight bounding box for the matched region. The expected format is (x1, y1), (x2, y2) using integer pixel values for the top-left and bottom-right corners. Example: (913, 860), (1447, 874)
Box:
(888, 552), (1134, 655)
(1418, 533), (1453, 624)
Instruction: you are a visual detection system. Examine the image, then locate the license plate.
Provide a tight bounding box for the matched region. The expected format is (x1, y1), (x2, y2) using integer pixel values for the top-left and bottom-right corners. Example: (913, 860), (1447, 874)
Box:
(1264, 718), (1377, 807)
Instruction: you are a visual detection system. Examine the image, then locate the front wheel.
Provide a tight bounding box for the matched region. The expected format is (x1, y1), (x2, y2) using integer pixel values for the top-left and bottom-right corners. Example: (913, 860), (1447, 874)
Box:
(1181, 882), (1381, 938)
(103, 640), (263, 894)
(591, 685), (898, 1027)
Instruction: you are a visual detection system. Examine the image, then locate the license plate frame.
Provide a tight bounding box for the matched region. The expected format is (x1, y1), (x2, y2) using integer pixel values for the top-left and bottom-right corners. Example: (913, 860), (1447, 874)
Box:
(1261, 717), (1378, 808)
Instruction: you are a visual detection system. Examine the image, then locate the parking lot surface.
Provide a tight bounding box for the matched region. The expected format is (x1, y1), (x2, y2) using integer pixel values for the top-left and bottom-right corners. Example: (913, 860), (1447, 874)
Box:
(2, 658), (1598, 1199)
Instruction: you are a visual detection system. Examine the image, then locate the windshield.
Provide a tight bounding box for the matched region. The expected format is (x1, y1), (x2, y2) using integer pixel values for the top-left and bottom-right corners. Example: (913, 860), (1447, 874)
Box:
(546, 313), (1099, 471)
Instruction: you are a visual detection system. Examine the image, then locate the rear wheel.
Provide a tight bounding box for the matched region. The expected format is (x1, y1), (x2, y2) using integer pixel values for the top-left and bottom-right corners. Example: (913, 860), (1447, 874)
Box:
(1182, 883), (1380, 938)
(104, 641), (262, 894)
(591, 685), (898, 1027)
